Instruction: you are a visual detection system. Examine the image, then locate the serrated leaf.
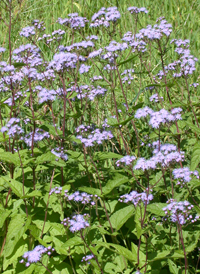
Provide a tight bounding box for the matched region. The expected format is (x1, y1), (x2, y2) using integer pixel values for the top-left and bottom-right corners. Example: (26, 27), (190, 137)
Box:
(168, 259), (179, 274)
(117, 54), (138, 66)
(146, 203), (167, 217)
(3, 215), (31, 258)
(2, 176), (29, 198)
(21, 190), (42, 198)
(0, 150), (20, 166)
(0, 209), (11, 228)
(149, 250), (170, 262)
(102, 175), (129, 195)
(78, 186), (101, 196)
(131, 242), (146, 266)
(190, 142), (200, 171)
(95, 241), (136, 262)
(109, 205), (135, 230)
(94, 152), (122, 161)
(61, 236), (82, 248)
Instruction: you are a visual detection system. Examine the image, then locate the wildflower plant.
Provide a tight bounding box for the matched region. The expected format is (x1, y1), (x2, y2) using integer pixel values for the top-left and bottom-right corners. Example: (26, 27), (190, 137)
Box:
(0, 1), (200, 274)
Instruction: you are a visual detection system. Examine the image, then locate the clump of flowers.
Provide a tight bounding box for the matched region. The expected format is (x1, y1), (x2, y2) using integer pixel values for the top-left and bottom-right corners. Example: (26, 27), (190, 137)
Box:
(58, 13), (89, 29)
(90, 7), (120, 28)
(119, 191), (153, 206)
(49, 186), (62, 195)
(135, 107), (182, 129)
(64, 190), (99, 206)
(1, 118), (24, 137)
(76, 127), (113, 147)
(163, 199), (199, 225)
(134, 142), (184, 171)
(173, 167), (199, 187)
(61, 214), (90, 232)
(20, 245), (54, 267)
(51, 147), (68, 161)
(81, 254), (94, 264)
(116, 155), (136, 166)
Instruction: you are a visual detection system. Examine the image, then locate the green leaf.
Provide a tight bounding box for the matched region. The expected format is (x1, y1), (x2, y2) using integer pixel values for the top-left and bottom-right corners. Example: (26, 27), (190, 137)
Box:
(3, 214), (31, 258)
(185, 121), (200, 134)
(78, 186), (101, 196)
(185, 232), (200, 253)
(190, 142), (200, 171)
(107, 117), (118, 126)
(35, 151), (57, 164)
(12, 62), (26, 68)
(102, 175), (129, 195)
(21, 190), (42, 198)
(146, 203), (167, 217)
(131, 242), (146, 266)
(0, 150), (20, 166)
(2, 176), (29, 198)
(94, 152), (122, 161)
(168, 259), (179, 274)
(117, 54), (138, 66)
(134, 206), (142, 238)
(61, 236), (83, 248)
(0, 209), (11, 228)
(29, 224), (48, 246)
(95, 241), (136, 262)
(109, 205), (135, 230)
(149, 250), (170, 262)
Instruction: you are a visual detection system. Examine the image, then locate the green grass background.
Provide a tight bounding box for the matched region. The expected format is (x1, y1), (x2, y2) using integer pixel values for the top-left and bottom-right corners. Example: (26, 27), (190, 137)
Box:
(0, 0), (199, 58)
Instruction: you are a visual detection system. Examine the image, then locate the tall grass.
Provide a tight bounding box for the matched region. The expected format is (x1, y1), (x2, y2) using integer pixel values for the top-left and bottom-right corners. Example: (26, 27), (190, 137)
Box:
(0, 0), (200, 59)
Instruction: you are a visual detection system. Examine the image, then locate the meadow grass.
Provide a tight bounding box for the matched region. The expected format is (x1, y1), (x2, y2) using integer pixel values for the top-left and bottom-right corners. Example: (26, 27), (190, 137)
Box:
(0, 0), (200, 58)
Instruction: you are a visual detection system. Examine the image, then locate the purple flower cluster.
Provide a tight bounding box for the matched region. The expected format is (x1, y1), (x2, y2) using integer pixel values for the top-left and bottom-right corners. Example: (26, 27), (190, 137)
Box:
(12, 44), (41, 66)
(90, 7), (120, 27)
(48, 52), (78, 72)
(122, 31), (147, 53)
(76, 124), (94, 133)
(60, 40), (94, 52)
(51, 147), (68, 161)
(34, 85), (57, 104)
(76, 128), (113, 147)
(137, 19), (172, 41)
(74, 85), (107, 101)
(150, 94), (163, 102)
(38, 29), (65, 44)
(49, 186), (62, 195)
(79, 64), (91, 74)
(157, 39), (198, 78)
(116, 155), (136, 166)
(127, 7), (148, 14)
(121, 69), (135, 84)
(190, 83), (199, 88)
(61, 214), (90, 232)
(119, 191), (153, 206)
(90, 75), (103, 82)
(20, 26), (35, 38)
(58, 13), (89, 29)
(135, 107), (182, 128)
(81, 254), (94, 264)
(20, 246), (54, 267)
(1, 118), (24, 137)
(105, 41), (128, 53)
(88, 48), (103, 58)
(163, 200), (199, 225)
(0, 47), (6, 53)
(173, 167), (199, 187)
(21, 128), (50, 147)
(64, 190), (99, 205)
(134, 142), (184, 171)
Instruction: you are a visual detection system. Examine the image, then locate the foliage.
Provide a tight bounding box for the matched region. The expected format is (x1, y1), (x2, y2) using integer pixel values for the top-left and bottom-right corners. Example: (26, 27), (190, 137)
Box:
(0, 1), (200, 274)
